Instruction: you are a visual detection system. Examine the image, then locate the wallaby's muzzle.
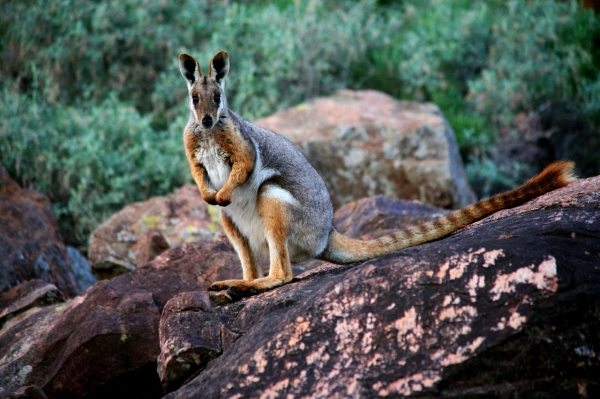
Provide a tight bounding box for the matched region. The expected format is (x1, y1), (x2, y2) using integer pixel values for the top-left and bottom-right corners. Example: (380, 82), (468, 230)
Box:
(201, 115), (214, 129)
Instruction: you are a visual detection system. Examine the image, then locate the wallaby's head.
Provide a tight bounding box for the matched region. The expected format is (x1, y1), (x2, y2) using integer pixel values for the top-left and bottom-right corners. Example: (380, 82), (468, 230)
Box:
(179, 51), (230, 130)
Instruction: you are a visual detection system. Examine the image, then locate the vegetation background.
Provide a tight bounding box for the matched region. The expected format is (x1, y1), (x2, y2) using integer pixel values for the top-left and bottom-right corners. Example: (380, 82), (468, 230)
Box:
(1, 0), (599, 251)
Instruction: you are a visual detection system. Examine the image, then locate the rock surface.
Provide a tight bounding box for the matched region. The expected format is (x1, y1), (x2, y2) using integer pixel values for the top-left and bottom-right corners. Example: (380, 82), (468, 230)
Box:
(0, 168), (93, 298)
(2, 171), (599, 398)
(255, 90), (476, 210)
(88, 185), (223, 279)
(0, 238), (241, 399)
(157, 291), (241, 394)
(0, 280), (65, 330)
(162, 176), (600, 399)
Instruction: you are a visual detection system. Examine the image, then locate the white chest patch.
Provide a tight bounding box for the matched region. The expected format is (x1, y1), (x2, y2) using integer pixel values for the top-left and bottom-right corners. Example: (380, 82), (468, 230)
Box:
(196, 145), (231, 191)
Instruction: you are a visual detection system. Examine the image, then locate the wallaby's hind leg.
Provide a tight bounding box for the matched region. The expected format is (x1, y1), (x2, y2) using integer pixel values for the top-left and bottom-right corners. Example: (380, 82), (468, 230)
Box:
(206, 211), (262, 292)
(222, 210), (262, 280)
(207, 188), (294, 296)
(255, 190), (294, 285)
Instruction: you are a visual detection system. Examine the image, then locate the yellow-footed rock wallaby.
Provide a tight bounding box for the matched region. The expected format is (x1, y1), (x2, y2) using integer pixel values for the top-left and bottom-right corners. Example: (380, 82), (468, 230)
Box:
(179, 50), (576, 297)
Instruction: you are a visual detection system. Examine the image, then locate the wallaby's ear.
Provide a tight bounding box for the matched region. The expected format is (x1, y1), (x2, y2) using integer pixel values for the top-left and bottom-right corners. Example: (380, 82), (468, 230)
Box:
(179, 53), (202, 88)
(208, 50), (230, 86)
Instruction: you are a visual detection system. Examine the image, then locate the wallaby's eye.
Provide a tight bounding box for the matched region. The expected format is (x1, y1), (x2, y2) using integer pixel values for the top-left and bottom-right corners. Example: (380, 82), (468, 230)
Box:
(192, 95), (199, 105)
(214, 94), (221, 103)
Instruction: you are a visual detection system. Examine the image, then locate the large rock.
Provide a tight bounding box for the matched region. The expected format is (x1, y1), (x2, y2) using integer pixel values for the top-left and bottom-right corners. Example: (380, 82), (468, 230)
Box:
(88, 185), (223, 279)
(292, 196), (452, 274)
(157, 291), (239, 394)
(255, 90), (476, 210)
(0, 278), (161, 399)
(0, 168), (93, 298)
(157, 197), (450, 393)
(0, 239), (241, 399)
(0, 280), (65, 330)
(332, 195), (451, 240)
(162, 176), (600, 398)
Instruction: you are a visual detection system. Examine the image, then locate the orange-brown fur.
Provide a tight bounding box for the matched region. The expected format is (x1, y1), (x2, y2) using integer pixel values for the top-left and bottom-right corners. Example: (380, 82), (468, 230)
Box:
(183, 120), (254, 207)
(211, 124), (255, 206)
(183, 132), (218, 204)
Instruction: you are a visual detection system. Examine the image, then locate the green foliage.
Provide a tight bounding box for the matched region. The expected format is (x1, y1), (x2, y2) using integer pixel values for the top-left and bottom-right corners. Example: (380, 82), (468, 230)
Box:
(465, 157), (526, 200)
(0, 0), (598, 248)
(0, 88), (188, 245)
(365, 0), (600, 189)
(467, 0), (600, 126)
(0, 0), (221, 106)
(155, 0), (386, 123)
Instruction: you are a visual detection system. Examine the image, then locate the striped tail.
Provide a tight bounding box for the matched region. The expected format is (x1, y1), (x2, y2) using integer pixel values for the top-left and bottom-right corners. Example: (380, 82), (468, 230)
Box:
(319, 161), (576, 264)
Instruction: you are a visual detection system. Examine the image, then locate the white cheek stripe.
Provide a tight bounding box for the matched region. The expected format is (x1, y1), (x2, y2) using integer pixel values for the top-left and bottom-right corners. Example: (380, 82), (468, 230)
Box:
(216, 95), (223, 119)
(188, 95), (200, 124)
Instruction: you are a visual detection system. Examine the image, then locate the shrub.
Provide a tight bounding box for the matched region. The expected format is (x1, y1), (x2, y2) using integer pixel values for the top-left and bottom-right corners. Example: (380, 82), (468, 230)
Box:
(0, 0), (222, 107)
(154, 0), (388, 125)
(467, 0), (600, 127)
(0, 87), (188, 246)
(1, 0), (598, 249)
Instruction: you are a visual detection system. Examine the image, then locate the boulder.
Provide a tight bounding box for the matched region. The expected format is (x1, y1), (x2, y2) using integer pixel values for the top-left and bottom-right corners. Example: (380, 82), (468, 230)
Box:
(0, 278), (161, 399)
(157, 291), (242, 394)
(0, 238), (241, 399)
(293, 196), (451, 274)
(0, 280), (65, 330)
(88, 185), (223, 279)
(254, 90), (476, 210)
(0, 168), (93, 298)
(162, 176), (600, 398)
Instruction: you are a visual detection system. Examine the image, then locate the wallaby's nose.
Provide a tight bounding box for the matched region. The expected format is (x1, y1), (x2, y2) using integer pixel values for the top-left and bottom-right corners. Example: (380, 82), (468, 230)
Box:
(201, 115), (214, 128)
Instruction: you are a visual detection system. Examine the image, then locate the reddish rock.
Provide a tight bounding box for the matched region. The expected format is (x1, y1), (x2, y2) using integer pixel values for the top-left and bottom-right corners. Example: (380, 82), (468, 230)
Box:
(143, 238), (242, 307)
(255, 90), (476, 210)
(163, 176), (600, 399)
(0, 238), (241, 399)
(0, 278), (161, 399)
(0, 280), (65, 329)
(333, 195), (451, 240)
(135, 229), (170, 268)
(0, 168), (81, 298)
(89, 185), (223, 279)
(158, 291), (242, 394)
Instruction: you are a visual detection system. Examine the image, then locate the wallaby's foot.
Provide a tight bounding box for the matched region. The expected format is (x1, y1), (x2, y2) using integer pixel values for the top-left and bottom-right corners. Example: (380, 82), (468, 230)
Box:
(207, 279), (246, 292)
(201, 189), (219, 205)
(207, 276), (291, 300)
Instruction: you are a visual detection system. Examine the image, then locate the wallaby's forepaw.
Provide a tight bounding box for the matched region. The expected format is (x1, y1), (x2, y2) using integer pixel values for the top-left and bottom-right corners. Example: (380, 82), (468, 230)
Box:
(201, 189), (218, 205)
(215, 190), (232, 207)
